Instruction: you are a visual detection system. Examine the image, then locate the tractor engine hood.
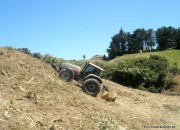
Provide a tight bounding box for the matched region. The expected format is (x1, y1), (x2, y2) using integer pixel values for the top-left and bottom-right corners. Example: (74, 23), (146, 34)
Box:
(60, 63), (81, 75)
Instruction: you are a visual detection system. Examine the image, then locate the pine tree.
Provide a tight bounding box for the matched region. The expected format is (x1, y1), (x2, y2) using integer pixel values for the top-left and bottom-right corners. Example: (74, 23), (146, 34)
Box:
(107, 28), (127, 59)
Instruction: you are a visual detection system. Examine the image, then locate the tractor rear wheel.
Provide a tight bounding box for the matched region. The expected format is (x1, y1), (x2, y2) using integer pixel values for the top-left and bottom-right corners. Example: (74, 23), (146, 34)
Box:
(83, 78), (101, 96)
(59, 69), (73, 82)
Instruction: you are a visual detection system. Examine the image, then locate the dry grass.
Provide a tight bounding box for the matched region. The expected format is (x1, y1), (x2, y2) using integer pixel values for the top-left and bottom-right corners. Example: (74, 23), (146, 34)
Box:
(0, 47), (180, 130)
(162, 75), (180, 96)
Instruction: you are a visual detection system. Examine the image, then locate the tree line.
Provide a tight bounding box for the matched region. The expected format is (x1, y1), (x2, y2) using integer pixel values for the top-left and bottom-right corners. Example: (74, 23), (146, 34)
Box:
(107, 26), (180, 59)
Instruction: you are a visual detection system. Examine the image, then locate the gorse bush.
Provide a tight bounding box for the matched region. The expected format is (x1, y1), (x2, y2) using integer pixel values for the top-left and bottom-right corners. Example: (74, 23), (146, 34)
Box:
(43, 54), (64, 66)
(169, 63), (179, 75)
(17, 48), (31, 55)
(142, 55), (168, 88)
(108, 59), (145, 88)
(33, 52), (42, 59)
(43, 54), (54, 63)
(103, 55), (178, 93)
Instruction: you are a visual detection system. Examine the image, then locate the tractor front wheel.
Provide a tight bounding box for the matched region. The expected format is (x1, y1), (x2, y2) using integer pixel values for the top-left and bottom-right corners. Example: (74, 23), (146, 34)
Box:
(83, 78), (101, 96)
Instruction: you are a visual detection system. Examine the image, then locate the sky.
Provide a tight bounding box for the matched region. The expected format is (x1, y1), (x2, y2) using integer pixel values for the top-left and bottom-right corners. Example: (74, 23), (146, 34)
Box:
(0, 0), (179, 60)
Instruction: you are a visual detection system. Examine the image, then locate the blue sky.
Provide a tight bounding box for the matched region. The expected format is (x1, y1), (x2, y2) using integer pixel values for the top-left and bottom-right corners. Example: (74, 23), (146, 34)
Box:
(0, 0), (179, 60)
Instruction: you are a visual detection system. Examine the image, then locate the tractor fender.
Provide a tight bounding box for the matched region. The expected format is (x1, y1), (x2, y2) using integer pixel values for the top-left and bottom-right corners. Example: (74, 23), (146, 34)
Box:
(83, 74), (102, 84)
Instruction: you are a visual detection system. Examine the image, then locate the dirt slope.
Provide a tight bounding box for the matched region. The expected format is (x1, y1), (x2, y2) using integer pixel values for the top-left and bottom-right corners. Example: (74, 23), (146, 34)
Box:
(0, 48), (180, 130)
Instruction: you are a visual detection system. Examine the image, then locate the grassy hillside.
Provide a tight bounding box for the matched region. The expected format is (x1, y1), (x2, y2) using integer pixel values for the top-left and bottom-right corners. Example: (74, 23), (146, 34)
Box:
(0, 47), (180, 130)
(112, 49), (180, 68)
(90, 50), (180, 93)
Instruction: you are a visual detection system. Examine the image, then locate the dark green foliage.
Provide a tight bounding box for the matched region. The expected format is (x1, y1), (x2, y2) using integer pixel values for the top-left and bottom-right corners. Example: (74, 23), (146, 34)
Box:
(103, 55), (175, 93)
(107, 28), (157, 59)
(43, 54), (54, 63)
(17, 48), (31, 55)
(43, 54), (64, 66)
(143, 55), (168, 89)
(33, 52), (42, 59)
(169, 63), (179, 75)
(175, 28), (180, 49)
(107, 28), (127, 59)
(107, 34), (121, 59)
(148, 86), (160, 93)
(111, 68), (143, 88)
(132, 28), (146, 51)
(107, 26), (179, 60)
(109, 58), (146, 88)
(156, 26), (176, 50)
(147, 55), (168, 75)
(103, 54), (107, 60)
(145, 29), (156, 51)
(52, 57), (64, 66)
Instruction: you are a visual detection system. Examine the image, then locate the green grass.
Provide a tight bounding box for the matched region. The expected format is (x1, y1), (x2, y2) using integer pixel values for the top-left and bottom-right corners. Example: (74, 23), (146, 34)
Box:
(113, 49), (180, 68)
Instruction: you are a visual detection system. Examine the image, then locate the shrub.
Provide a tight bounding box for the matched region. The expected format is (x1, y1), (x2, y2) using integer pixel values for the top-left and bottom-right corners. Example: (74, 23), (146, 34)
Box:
(147, 55), (169, 73)
(43, 54), (54, 63)
(33, 52), (42, 59)
(42, 54), (64, 67)
(110, 68), (143, 88)
(169, 63), (179, 75)
(148, 86), (160, 93)
(143, 55), (169, 88)
(52, 57), (64, 66)
(103, 55), (174, 93)
(17, 48), (31, 55)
